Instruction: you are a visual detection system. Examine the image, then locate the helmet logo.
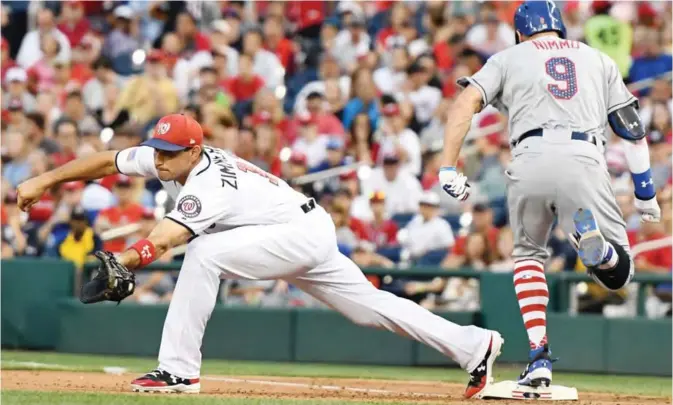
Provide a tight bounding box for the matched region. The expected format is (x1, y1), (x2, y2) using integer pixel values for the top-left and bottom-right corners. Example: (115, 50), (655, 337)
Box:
(157, 123), (171, 135)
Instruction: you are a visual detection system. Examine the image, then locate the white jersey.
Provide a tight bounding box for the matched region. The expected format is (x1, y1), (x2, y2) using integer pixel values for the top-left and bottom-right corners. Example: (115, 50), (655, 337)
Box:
(459, 35), (637, 143)
(115, 146), (308, 236)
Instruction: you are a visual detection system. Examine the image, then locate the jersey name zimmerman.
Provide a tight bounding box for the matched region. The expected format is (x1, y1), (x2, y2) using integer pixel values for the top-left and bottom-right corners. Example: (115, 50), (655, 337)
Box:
(206, 146), (238, 190)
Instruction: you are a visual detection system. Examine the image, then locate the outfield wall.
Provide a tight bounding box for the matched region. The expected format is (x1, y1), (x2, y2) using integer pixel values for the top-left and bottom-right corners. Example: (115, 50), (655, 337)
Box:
(2, 259), (671, 376)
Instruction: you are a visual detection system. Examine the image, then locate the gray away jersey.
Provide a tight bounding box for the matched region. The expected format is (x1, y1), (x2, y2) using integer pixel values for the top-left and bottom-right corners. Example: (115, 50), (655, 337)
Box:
(459, 35), (637, 144)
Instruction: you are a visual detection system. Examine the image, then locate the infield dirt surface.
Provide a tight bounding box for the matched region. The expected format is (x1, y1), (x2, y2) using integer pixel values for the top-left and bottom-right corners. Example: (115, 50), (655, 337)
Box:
(3, 369), (671, 405)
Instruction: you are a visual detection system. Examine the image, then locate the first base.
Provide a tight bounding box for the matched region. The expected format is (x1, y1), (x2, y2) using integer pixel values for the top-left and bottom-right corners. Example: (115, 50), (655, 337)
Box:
(480, 381), (578, 401)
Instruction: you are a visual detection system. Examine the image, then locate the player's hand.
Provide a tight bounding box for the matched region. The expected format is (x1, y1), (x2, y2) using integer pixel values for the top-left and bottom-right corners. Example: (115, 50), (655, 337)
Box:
(634, 196), (661, 223)
(16, 176), (50, 212)
(439, 167), (470, 201)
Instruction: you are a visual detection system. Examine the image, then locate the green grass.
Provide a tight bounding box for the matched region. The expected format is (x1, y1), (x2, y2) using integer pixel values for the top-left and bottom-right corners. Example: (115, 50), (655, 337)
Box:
(2, 391), (412, 405)
(2, 350), (671, 398)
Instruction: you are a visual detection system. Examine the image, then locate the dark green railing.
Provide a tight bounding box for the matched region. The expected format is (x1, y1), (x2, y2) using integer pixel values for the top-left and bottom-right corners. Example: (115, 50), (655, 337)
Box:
(82, 261), (671, 316)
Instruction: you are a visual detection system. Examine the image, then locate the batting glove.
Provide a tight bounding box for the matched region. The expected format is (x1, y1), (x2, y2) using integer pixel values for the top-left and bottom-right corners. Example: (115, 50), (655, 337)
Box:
(634, 196), (661, 223)
(439, 167), (470, 201)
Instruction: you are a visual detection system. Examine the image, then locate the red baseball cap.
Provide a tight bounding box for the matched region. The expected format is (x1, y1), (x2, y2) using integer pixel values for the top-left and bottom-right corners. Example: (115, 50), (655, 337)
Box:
(142, 114), (203, 152)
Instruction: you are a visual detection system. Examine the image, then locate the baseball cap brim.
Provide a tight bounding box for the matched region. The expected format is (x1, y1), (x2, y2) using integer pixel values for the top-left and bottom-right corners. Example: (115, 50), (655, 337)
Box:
(141, 138), (189, 151)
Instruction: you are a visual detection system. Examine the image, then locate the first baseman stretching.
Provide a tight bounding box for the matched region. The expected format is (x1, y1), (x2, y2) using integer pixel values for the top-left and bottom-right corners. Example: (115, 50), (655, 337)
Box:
(18, 113), (503, 399)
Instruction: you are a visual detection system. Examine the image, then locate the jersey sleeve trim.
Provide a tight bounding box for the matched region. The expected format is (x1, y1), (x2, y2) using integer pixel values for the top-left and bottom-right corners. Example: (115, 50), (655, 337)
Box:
(114, 151), (124, 175)
(457, 76), (489, 105)
(608, 96), (639, 115)
(164, 215), (197, 237)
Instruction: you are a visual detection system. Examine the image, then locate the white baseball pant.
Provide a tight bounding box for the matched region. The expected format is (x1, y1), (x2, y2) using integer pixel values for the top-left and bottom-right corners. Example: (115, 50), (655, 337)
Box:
(157, 204), (492, 378)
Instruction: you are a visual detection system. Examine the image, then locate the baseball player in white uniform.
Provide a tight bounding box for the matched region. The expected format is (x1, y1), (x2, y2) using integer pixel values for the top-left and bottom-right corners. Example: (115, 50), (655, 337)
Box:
(18, 113), (503, 399)
(438, 0), (661, 389)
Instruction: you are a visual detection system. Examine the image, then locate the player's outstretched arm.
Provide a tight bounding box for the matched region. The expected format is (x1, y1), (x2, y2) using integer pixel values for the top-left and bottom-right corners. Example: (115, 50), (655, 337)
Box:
(438, 85), (483, 201)
(115, 218), (192, 270)
(17, 151), (120, 212)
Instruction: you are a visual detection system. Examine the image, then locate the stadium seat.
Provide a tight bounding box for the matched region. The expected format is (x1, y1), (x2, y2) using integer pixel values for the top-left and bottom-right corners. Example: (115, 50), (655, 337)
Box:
(443, 214), (462, 233)
(414, 249), (448, 266)
(376, 245), (401, 263)
(391, 213), (415, 228)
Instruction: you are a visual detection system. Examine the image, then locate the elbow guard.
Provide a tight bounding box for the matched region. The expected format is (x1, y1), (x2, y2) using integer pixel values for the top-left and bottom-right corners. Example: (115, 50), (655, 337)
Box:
(608, 103), (646, 141)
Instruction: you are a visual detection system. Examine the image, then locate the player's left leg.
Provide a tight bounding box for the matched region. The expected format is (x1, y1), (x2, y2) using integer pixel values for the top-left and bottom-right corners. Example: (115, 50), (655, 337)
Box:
(555, 158), (633, 292)
(289, 251), (503, 399)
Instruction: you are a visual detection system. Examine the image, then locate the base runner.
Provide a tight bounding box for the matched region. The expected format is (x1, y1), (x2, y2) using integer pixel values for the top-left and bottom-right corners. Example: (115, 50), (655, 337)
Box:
(18, 113), (503, 398)
(438, 0), (660, 389)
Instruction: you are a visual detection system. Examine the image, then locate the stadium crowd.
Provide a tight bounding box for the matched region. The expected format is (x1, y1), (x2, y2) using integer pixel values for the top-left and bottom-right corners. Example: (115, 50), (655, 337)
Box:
(1, 1), (671, 314)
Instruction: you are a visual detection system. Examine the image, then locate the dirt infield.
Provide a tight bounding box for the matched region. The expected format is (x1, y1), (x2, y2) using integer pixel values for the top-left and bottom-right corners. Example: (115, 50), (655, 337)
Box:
(3, 370), (670, 405)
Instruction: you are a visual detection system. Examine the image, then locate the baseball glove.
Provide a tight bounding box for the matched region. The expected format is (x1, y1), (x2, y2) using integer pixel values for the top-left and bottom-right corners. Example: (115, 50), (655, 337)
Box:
(80, 251), (136, 304)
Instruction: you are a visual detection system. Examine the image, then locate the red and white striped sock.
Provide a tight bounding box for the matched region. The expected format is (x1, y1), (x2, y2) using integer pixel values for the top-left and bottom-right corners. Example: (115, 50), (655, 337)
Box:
(513, 259), (549, 349)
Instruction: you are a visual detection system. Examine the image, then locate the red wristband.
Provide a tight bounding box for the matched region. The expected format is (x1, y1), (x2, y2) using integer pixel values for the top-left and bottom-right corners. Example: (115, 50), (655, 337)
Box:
(129, 239), (157, 268)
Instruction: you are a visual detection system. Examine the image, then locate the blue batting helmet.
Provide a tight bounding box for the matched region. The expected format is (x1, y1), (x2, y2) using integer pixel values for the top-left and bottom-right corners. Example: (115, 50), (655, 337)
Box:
(513, 0), (567, 44)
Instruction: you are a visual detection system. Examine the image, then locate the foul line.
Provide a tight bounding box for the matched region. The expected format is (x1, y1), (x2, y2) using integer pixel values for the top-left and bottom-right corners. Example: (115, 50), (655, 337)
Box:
(204, 376), (451, 398)
(3, 361), (451, 398)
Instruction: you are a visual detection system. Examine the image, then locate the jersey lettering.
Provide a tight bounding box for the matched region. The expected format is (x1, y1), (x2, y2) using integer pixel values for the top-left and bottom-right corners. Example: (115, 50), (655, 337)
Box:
(545, 57), (578, 100)
(533, 40), (580, 50)
(236, 160), (280, 186)
(206, 147), (238, 189)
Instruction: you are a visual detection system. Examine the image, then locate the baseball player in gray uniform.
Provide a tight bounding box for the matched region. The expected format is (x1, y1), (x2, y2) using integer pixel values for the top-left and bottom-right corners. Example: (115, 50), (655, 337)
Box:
(438, 0), (661, 388)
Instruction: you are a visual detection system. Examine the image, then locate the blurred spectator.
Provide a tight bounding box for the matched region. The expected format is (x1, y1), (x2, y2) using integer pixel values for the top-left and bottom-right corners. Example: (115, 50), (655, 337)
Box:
(116, 50), (179, 126)
(1, 37), (16, 83)
(489, 226), (515, 272)
(57, 1), (92, 48)
(294, 54), (351, 115)
(442, 204), (499, 269)
(242, 28), (284, 90)
(263, 16), (294, 72)
(1, 191), (28, 258)
(342, 67), (379, 130)
(223, 53), (265, 103)
(646, 127), (672, 188)
(616, 191), (641, 231)
(51, 118), (79, 167)
(17, 8), (71, 69)
(3, 67), (36, 112)
(332, 13), (370, 73)
(292, 112), (329, 169)
(399, 191), (454, 260)
(309, 138), (349, 188)
(26, 33), (66, 93)
(83, 56), (121, 111)
(25, 112), (59, 154)
(465, 11), (515, 56)
(3, 130), (32, 187)
(361, 191), (398, 248)
(360, 152), (422, 216)
(175, 11), (210, 53)
(584, 1), (633, 78)
(395, 62), (442, 130)
(375, 100), (421, 176)
(94, 175), (145, 253)
(629, 29), (671, 88)
(373, 45), (409, 94)
(330, 202), (359, 252)
(93, 82), (131, 130)
(45, 206), (102, 270)
(103, 5), (142, 61)
(62, 90), (100, 134)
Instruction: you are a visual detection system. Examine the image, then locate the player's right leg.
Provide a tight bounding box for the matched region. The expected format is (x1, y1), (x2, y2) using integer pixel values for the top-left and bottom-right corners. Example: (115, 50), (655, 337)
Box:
(289, 252), (503, 399)
(505, 153), (557, 387)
